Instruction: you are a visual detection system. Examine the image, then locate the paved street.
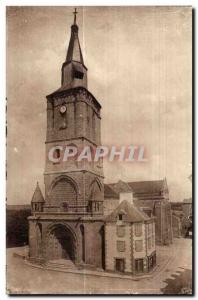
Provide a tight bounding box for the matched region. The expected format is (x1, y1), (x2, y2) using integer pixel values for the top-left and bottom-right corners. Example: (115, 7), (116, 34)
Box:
(6, 238), (192, 295)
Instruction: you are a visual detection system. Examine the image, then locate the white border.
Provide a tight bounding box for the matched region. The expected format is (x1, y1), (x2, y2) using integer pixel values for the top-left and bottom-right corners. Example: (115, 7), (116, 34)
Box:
(1, 0), (197, 5)
(1, 1), (196, 299)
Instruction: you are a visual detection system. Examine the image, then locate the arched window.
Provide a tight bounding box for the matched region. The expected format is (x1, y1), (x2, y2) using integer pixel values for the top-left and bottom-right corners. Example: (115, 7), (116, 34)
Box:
(89, 180), (101, 202)
(88, 180), (102, 212)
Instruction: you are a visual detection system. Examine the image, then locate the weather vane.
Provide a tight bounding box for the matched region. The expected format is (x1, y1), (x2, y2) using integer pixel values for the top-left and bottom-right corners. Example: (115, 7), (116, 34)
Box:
(73, 8), (78, 24)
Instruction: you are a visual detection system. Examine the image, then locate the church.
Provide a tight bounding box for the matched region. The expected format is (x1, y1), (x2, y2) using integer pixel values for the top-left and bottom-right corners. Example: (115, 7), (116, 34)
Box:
(29, 9), (105, 269)
(28, 10), (162, 274)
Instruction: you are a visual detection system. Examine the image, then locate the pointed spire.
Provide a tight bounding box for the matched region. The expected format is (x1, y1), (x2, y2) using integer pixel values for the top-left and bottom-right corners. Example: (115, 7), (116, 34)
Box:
(61, 8), (87, 89)
(31, 182), (45, 203)
(66, 8), (84, 64)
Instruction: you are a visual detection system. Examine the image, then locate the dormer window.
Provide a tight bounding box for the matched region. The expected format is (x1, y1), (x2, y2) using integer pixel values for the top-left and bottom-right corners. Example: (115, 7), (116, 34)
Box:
(117, 210), (126, 223)
(118, 214), (123, 221)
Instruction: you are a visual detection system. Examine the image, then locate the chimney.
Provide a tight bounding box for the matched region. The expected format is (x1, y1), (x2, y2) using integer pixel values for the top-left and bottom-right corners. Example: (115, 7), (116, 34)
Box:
(119, 191), (133, 205)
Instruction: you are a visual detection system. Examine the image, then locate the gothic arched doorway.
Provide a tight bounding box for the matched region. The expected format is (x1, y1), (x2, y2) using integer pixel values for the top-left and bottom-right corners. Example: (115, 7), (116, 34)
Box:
(46, 224), (76, 262)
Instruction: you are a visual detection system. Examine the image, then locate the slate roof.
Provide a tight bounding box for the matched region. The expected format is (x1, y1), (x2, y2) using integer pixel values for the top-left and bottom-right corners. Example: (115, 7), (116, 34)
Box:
(104, 179), (165, 199)
(128, 180), (164, 194)
(66, 24), (84, 64)
(31, 182), (45, 203)
(105, 200), (151, 223)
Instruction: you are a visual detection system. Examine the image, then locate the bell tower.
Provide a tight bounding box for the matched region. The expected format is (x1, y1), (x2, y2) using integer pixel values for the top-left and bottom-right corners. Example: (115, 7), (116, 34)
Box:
(44, 9), (104, 215)
(29, 9), (105, 269)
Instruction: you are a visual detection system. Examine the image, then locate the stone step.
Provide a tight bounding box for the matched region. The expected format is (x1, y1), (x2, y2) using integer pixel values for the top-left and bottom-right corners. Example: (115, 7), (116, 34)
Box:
(46, 259), (76, 270)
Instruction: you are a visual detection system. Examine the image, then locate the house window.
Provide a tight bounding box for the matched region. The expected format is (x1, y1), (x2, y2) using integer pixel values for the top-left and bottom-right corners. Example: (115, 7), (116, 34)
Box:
(116, 226), (125, 237)
(135, 240), (143, 252)
(135, 223), (142, 237)
(135, 259), (144, 273)
(118, 214), (123, 221)
(115, 258), (125, 272)
(117, 241), (125, 252)
(148, 255), (154, 271)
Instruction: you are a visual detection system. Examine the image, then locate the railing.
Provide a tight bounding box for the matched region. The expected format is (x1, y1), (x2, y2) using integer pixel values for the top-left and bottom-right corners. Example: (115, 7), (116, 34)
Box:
(43, 204), (88, 213)
(41, 202), (103, 214)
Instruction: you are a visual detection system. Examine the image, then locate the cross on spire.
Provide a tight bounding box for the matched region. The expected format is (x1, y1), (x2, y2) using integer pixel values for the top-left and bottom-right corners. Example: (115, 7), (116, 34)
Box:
(73, 8), (78, 25)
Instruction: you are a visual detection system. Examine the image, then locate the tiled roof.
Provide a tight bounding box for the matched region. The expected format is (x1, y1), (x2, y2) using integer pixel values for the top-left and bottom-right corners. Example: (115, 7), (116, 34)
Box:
(105, 200), (151, 223)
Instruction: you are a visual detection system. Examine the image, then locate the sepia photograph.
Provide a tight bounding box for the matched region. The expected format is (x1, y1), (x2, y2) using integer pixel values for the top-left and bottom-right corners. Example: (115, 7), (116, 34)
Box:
(6, 6), (192, 295)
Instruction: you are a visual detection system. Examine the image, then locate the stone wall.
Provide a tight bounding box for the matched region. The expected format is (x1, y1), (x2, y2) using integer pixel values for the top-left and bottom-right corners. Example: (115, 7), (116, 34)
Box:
(105, 223), (132, 273)
(105, 220), (156, 274)
(46, 89), (101, 145)
(44, 171), (104, 213)
(28, 217), (104, 269)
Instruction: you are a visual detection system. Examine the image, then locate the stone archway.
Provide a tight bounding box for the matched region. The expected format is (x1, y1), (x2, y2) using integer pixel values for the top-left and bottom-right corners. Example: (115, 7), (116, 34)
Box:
(46, 224), (76, 262)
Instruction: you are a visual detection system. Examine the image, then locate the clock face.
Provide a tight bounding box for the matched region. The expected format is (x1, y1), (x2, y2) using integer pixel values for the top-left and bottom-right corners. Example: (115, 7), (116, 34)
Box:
(60, 105), (66, 114)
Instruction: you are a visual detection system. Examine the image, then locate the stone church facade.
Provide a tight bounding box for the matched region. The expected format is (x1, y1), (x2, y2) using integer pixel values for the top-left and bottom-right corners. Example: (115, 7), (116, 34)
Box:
(28, 12), (105, 269)
(28, 10), (173, 273)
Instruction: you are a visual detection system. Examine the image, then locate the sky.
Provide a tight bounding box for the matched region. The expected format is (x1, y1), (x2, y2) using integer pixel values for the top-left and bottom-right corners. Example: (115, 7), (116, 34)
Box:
(7, 6), (192, 204)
